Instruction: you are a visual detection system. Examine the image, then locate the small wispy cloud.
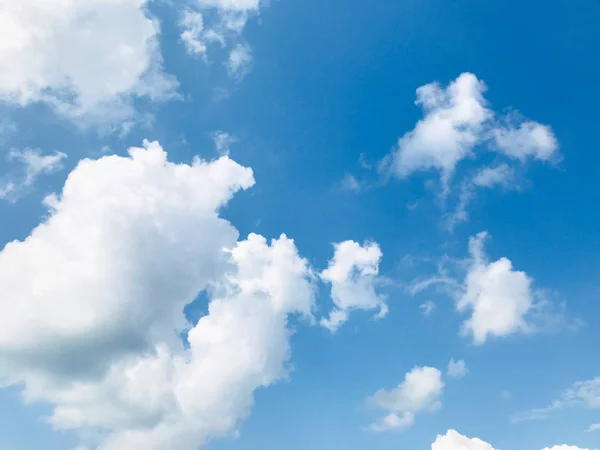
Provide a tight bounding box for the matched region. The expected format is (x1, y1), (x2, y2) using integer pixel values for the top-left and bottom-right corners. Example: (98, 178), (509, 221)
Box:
(1, 149), (66, 202)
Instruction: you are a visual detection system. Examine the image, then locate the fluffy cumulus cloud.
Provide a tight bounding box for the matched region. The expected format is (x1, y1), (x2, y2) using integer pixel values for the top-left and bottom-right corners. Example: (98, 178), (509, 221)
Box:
(458, 231), (535, 344)
(367, 366), (444, 431)
(493, 121), (558, 161)
(385, 73), (492, 185)
(431, 430), (497, 450)
(513, 377), (600, 423)
(385, 72), (558, 185)
(0, 141), (319, 449)
(409, 231), (574, 343)
(0, 148), (66, 201)
(179, 0), (264, 77)
(0, 0), (177, 122)
(320, 240), (387, 333)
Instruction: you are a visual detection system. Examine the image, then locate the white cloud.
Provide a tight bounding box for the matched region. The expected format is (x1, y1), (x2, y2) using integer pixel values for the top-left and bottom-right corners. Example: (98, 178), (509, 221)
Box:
(408, 232), (574, 343)
(383, 72), (558, 195)
(341, 173), (362, 192)
(386, 73), (491, 186)
(320, 241), (387, 333)
(493, 121), (558, 162)
(513, 377), (600, 423)
(431, 430), (497, 450)
(447, 359), (468, 378)
(458, 232), (534, 344)
(0, 148), (66, 201)
(179, 0), (263, 79)
(420, 301), (436, 317)
(211, 131), (237, 155)
(431, 430), (589, 450)
(586, 423), (600, 433)
(199, 0), (261, 11)
(228, 44), (253, 78)
(444, 163), (515, 229)
(367, 366), (444, 431)
(0, 141), (319, 450)
(472, 163), (514, 188)
(0, 0), (177, 122)
(180, 10), (208, 57)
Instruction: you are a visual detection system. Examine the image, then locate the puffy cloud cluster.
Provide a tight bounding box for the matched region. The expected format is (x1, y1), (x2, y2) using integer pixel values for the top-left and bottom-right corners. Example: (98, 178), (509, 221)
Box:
(0, 0), (177, 122)
(320, 240), (387, 333)
(387, 73), (492, 185)
(0, 141), (321, 449)
(386, 73), (558, 184)
(382, 73), (558, 228)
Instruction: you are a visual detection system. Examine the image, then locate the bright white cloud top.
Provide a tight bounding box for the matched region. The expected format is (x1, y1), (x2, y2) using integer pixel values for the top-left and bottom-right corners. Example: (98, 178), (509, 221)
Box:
(0, 141), (321, 449)
(320, 240), (387, 332)
(0, 0), (177, 121)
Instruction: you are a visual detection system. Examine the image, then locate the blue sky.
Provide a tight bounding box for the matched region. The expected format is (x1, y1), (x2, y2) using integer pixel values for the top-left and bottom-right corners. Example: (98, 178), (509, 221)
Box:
(0, 1), (599, 450)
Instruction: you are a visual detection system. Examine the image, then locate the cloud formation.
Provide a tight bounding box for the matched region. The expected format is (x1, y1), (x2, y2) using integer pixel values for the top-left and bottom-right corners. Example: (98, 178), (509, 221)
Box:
(367, 366), (444, 431)
(0, 0), (177, 122)
(0, 141), (319, 450)
(179, 0), (266, 78)
(320, 240), (387, 332)
(384, 73), (558, 186)
(431, 430), (497, 450)
(431, 430), (589, 450)
(513, 377), (600, 423)
(458, 232), (535, 344)
(0, 148), (66, 201)
(447, 359), (468, 378)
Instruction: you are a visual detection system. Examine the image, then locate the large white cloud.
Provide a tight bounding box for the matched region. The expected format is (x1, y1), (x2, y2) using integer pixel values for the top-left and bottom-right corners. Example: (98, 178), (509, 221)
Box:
(0, 141), (319, 449)
(320, 240), (387, 332)
(0, 0), (177, 121)
(367, 366), (444, 431)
